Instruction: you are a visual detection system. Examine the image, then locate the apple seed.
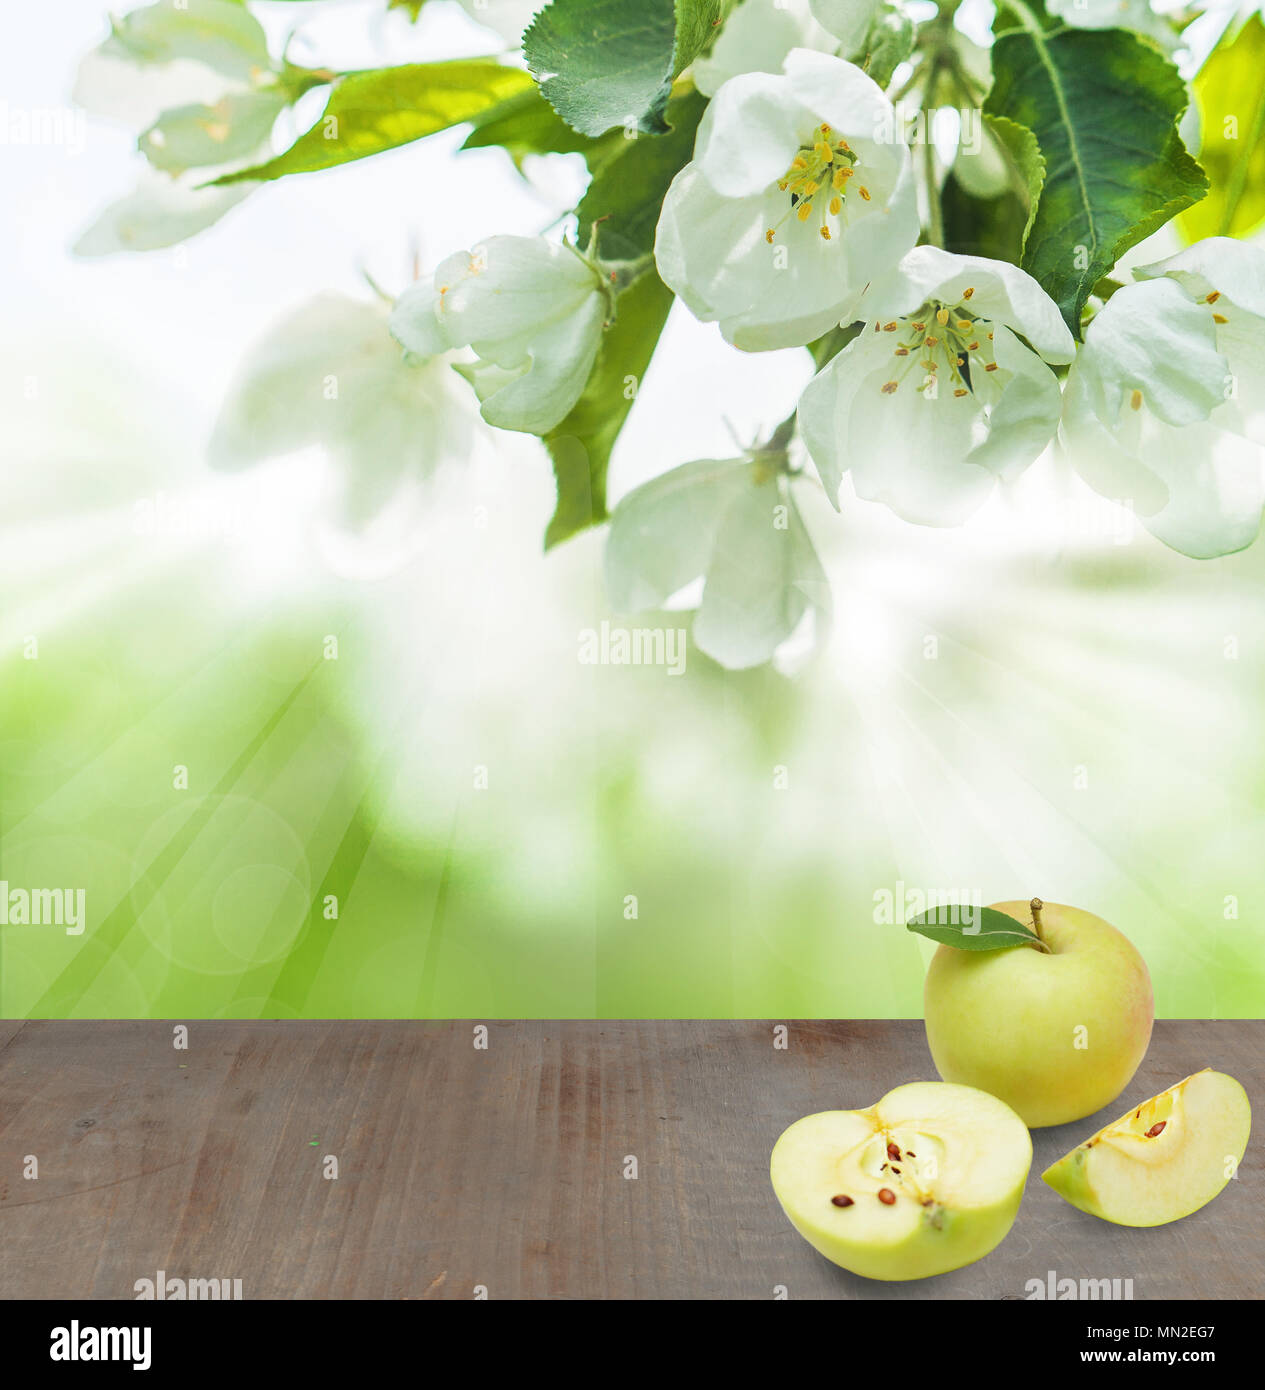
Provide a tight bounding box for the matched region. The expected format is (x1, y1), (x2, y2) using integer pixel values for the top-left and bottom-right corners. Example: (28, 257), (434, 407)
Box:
(1145, 1121), (1166, 1138)
(878, 1188), (897, 1205)
(831, 1194), (854, 1207)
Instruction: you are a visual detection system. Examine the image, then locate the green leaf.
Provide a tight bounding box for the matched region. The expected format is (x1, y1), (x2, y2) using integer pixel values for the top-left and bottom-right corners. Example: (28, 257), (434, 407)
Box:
(209, 60), (536, 184)
(577, 89), (706, 257)
(905, 906), (1045, 951)
(524, 0), (722, 137)
(1179, 13), (1265, 241)
(942, 117), (1045, 264)
(543, 271), (674, 549)
(461, 84), (618, 165)
(987, 0), (1207, 336)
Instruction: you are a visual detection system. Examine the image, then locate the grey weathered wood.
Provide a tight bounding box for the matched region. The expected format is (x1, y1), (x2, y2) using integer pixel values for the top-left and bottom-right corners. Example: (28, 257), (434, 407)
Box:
(0, 1020), (1259, 1299)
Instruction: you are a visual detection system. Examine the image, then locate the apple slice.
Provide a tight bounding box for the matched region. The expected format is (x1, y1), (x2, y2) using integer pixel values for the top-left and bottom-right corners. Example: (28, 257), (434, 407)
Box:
(1042, 1069), (1251, 1226)
(771, 1081), (1031, 1281)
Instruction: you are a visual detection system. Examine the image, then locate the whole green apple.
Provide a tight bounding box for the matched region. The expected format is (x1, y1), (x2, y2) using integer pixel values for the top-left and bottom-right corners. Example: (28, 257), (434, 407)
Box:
(922, 900), (1153, 1128)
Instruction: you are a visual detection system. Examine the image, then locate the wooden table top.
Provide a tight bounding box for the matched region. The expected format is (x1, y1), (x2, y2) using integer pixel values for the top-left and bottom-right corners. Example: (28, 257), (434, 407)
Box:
(0, 1019), (1259, 1300)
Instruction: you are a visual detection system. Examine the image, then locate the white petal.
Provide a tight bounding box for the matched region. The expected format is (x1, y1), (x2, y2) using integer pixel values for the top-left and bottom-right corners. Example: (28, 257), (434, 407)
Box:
(807, 0), (882, 55)
(964, 325), (1063, 481)
(1062, 385), (1265, 558)
(656, 165), (874, 351)
(454, 0), (540, 46)
(73, 170), (254, 256)
(459, 291), (606, 434)
(694, 0), (837, 98)
(693, 471), (830, 668)
(1136, 236), (1265, 321)
(1073, 278), (1228, 429)
(389, 281), (454, 359)
(605, 458), (751, 611)
(692, 68), (809, 199)
(800, 329), (995, 524)
(436, 236), (600, 352)
(872, 246), (1075, 363)
(73, 50), (235, 129)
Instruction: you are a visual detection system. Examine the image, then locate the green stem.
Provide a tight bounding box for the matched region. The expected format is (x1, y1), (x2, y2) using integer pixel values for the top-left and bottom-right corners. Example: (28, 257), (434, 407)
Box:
(923, 117), (944, 249)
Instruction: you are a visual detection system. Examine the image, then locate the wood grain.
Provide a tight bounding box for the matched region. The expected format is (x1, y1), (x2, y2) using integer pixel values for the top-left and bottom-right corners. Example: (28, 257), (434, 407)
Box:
(0, 1020), (1260, 1299)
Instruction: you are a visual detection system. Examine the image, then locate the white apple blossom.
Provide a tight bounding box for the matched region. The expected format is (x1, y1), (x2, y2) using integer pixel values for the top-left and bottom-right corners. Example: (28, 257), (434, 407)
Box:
(455, 0), (543, 48)
(798, 246), (1075, 524)
(73, 0), (286, 255)
(1061, 241), (1265, 558)
(210, 294), (474, 529)
(390, 235), (609, 435)
(808, 0), (885, 55)
(1046, 0), (1174, 48)
(655, 49), (919, 351)
(605, 457), (830, 669)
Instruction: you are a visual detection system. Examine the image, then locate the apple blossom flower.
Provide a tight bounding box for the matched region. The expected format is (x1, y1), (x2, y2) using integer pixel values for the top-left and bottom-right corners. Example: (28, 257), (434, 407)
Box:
(210, 293), (475, 540)
(654, 49), (919, 351)
(1061, 241), (1265, 558)
(798, 246), (1075, 525)
(390, 235), (609, 436)
(605, 456), (830, 669)
(73, 0), (287, 255)
(807, 0), (885, 56)
(1046, 0), (1174, 48)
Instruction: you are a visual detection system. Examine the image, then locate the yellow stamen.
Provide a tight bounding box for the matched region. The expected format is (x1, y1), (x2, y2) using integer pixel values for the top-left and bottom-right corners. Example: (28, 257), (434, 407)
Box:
(829, 195), (842, 216)
(984, 362), (998, 372)
(883, 322), (898, 332)
(962, 287), (975, 300)
(881, 381), (899, 394)
(766, 229), (775, 243)
(857, 185), (871, 201)
(797, 202), (813, 221)
(1206, 291), (1221, 304)
(894, 347), (909, 356)
(936, 307), (949, 325)
(954, 388), (968, 397)
(1213, 312), (1228, 323)
(820, 226), (831, 240)
(1130, 389), (1143, 410)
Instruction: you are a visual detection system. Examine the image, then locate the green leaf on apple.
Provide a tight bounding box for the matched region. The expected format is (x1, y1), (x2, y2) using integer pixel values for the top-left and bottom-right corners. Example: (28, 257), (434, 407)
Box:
(905, 906), (1044, 951)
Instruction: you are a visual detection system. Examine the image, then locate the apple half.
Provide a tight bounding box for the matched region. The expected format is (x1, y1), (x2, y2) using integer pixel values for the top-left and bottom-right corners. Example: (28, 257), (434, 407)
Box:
(1042, 1068), (1251, 1226)
(770, 1082), (1031, 1281)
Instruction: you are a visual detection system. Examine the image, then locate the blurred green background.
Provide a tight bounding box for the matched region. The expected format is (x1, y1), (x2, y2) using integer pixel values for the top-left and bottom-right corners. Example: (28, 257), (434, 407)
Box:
(3, 1), (1263, 1019)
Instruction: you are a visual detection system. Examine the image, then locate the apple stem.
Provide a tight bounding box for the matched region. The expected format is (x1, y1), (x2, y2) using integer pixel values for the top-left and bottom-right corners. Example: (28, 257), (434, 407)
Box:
(1030, 898), (1045, 943)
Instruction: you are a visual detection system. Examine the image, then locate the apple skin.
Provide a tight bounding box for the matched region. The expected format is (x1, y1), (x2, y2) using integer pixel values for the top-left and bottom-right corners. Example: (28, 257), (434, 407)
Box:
(923, 900), (1153, 1128)
(776, 1177), (1026, 1283)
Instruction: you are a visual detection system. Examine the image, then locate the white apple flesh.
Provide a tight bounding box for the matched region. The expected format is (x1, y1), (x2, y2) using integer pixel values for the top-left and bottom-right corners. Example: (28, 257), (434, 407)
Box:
(770, 1081), (1031, 1281)
(923, 900), (1154, 1127)
(1043, 1068), (1251, 1225)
